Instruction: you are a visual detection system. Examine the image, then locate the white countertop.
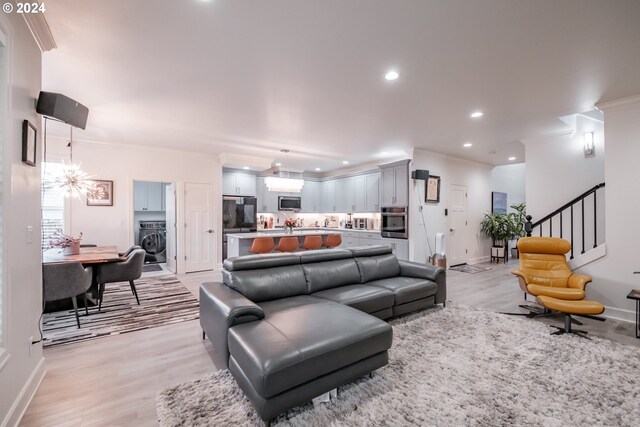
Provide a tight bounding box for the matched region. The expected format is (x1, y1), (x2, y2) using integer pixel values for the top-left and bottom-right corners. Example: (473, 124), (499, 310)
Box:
(227, 227), (381, 239)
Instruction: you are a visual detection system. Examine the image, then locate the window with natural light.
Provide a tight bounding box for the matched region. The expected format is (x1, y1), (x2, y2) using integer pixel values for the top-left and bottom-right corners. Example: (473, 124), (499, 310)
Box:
(42, 162), (66, 250)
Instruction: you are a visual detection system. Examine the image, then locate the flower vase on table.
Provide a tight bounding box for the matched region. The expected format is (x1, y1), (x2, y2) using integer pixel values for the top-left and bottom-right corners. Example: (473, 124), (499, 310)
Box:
(284, 219), (296, 235)
(49, 229), (83, 255)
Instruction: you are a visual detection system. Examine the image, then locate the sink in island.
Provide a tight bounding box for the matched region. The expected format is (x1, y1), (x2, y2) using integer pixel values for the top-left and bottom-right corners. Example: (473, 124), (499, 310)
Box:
(226, 229), (344, 258)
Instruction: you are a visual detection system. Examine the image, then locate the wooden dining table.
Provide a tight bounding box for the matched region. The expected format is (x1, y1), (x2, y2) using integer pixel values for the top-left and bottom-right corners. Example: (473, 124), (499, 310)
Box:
(42, 246), (124, 310)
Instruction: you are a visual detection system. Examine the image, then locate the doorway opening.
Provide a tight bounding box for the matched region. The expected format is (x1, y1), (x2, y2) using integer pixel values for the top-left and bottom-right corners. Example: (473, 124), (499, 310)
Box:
(133, 180), (176, 273)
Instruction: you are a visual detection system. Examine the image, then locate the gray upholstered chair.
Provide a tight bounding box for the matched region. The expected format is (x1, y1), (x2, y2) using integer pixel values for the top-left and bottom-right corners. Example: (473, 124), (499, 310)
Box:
(43, 262), (93, 328)
(118, 245), (141, 257)
(96, 249), (145, 311)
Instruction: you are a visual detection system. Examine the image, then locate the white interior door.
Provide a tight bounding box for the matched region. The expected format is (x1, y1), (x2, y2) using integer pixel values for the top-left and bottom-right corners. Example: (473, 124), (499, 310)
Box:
(448, 184), (468, 266)
(185, 183), (215, 273)
(165, 183), (177, 273)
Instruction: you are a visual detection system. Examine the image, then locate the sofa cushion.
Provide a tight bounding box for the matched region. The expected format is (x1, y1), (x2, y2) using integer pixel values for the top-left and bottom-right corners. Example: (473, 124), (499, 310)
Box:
(366, 277), (437, 305)
(228, 296), (393, 398)
(223, 252), (300, 271)
(298, 248), (353, 264)
(302, 259), (362, 293)
(312, 284), (395, 314)
(354, 254), (401, 283)
(348, 246), (392, 257)
(222, 265), (307, 302)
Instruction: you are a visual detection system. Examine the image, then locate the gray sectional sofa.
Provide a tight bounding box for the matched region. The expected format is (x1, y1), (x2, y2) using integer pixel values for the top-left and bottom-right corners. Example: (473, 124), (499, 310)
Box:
(200, 246), (446, 425)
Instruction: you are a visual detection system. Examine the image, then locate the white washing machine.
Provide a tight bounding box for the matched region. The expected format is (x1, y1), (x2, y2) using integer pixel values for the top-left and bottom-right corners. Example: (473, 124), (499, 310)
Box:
(138, 221), (166, 263)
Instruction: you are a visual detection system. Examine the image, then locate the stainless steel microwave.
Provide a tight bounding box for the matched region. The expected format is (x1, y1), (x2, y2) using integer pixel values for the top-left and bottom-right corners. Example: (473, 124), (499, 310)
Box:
(278, 196), (301, 211)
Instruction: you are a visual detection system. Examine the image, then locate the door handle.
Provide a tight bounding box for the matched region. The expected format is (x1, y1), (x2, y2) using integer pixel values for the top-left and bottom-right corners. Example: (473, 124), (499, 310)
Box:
(450, 228), (455, 232)
(207, 229), (214, 234)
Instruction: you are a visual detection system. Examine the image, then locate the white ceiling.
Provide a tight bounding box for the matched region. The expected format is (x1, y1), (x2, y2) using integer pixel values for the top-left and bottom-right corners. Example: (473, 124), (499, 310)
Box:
(42, 0), (640, 172)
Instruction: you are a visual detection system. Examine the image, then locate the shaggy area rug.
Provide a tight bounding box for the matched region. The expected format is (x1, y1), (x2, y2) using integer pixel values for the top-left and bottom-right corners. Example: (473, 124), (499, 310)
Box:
(157, 306), (640, 426)
(43, 275), (199, 348)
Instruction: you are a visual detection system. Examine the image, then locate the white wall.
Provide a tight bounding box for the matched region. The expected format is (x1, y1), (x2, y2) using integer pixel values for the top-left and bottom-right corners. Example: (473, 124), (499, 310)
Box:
(490, 163), (526, 209)
(409, 149), (493, 265)
(0, 12), (46, 426)
(575, 96), (640, 322)
(524, 116), (605, 220)
(47, 138), (221, 274)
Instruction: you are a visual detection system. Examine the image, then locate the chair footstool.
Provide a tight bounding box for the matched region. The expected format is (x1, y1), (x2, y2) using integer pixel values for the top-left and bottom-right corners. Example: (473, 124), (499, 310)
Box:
(536, 296), (605, 339)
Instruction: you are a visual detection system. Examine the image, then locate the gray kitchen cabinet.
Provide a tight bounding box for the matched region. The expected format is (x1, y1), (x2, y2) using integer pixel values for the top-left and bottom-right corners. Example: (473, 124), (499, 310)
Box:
(134, 181), (165, 211)
(222, 171), (256, 196)
(301, 180), (320, 212)
(323, 180), (336, 212)
(379, 160), (409, 206)
(380, 238), (409, 260)
(365, 172), (380, 212)
(344, 176), (366, 213)
(341, 231), (360, 248)
(334, 178), (347, 213)
(256, 177), (265, 211)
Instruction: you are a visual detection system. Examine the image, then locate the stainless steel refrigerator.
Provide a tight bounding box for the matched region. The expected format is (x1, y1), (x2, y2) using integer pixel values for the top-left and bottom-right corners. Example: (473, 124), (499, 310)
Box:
(222, 196), (258, 260)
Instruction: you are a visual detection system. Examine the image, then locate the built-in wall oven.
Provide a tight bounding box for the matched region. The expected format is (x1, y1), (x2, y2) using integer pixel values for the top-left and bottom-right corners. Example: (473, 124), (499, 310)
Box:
(381, 206), (408, 239)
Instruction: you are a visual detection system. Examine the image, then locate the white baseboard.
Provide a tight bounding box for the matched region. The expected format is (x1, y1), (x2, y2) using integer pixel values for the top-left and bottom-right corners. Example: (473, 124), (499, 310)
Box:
(2, 357), (46, 427)
(568, 243), (607, 270)
(602, 305), (635, 324)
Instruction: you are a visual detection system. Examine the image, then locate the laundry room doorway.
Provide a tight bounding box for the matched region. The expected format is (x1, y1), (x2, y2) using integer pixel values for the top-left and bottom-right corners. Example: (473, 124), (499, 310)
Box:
(133, 180), (177, 273)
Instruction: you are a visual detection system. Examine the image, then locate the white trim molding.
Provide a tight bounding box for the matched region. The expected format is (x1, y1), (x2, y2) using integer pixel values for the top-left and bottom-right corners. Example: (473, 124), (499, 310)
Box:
(596, 93), (640, 113)
(569, 243), (607, 270)
(21, 5), (56, 52)
(1, 356), (46, 427)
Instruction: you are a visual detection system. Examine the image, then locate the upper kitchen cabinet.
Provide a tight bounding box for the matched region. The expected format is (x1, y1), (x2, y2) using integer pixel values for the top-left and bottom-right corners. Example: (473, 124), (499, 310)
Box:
(379, 160), (410, 206)
(365, 172), (380, 212)
(256, 177), (280, 212)
(223, 170), (257, 196)
(322, 180), (336, 212)
(134, 181), (165, 211)
(345, 176), (367, 213)
(301, 180), (320, 213)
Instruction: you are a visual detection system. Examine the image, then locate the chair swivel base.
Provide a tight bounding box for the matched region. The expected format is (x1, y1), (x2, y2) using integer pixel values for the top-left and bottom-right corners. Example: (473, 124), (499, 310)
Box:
(550, 314), (591, 340)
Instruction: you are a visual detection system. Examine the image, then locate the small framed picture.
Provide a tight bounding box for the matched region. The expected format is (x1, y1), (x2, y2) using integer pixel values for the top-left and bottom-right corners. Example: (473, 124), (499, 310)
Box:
(87, 180), (114, 206)
(425, 175), (441, 203)
(22, 120), (37, 166)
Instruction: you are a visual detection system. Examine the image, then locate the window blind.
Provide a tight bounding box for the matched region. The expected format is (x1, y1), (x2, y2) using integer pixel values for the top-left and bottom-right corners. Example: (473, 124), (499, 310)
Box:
(42, 163), (66, 250)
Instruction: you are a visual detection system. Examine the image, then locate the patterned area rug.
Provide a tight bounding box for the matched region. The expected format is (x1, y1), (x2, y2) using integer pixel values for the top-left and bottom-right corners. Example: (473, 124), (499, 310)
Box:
(157, 305), (640, 426)
(43, 275), (199, 348)
(449, 264), (492, 274)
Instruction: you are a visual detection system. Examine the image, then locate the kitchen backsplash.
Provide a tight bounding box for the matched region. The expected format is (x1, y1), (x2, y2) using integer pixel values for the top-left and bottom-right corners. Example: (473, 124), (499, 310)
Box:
(257, 212), (381, 229)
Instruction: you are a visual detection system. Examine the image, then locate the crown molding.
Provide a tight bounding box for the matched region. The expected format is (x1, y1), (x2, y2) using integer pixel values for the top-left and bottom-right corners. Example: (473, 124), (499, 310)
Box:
(596, 94), (640, 113)
(520, 129), (574, 145)
(22, 7), (56, 52)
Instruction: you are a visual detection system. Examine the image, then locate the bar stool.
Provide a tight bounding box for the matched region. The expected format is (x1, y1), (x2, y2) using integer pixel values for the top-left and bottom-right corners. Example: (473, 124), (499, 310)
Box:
(301, 235), (323, 250)
(324, 234), (342, 248)
(249, 237), (275, 254)
(277, 236), (300, 253)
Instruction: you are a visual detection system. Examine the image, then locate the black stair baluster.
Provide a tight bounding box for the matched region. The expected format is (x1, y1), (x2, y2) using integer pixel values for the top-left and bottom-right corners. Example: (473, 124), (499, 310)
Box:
(560, 210), (563, 238)
(549, 217), (552, 237)
(581, 199), (585, 254)
(593, 191), (597, 248)
(539, 224), (542, 237)
(570, 205), (574, 259)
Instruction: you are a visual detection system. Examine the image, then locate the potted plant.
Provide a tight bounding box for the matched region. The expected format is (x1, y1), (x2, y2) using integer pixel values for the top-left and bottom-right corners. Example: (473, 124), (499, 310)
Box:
(284, 219), (296, 234)
(508, 203), (527, 257)
(480, 213), (512, 260)
(50, 229), (83, 255)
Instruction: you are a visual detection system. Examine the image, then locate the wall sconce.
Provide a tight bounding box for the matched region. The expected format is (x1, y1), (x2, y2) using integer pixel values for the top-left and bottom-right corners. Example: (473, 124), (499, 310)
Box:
(584, 132), (595, 158)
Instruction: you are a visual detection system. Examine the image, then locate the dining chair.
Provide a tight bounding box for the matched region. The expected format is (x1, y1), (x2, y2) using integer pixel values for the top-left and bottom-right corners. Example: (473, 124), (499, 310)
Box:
(118, 245), (142, 257)
(96, 249), (146, 311)
(43, 262), (93, 328)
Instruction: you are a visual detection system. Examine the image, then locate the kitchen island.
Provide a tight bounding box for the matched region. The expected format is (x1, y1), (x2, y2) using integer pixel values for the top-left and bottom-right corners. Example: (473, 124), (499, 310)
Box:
(226, 229), (343, 258)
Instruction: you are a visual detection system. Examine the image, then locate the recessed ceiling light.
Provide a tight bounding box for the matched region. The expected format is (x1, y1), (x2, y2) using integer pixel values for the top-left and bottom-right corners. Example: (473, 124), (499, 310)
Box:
(315, 168), (321, 171)
(243, 166), (250, 170)
(384, 70), (399, 81)
(380, 151), (388, 156)
(463, 143), (473, 148)
(470, 111), (483, 118)
(275, 162), (282, 166)
(508, 156), (516, 161)
(342, 161), (349, 165)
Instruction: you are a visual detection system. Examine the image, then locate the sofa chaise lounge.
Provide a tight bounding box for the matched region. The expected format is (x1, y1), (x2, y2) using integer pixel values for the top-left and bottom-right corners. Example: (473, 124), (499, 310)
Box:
(200, 246), (446, 425)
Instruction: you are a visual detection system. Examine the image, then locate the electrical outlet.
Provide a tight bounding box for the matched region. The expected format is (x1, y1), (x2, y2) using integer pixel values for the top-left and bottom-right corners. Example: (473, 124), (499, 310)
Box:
(26, 226), (34, 244)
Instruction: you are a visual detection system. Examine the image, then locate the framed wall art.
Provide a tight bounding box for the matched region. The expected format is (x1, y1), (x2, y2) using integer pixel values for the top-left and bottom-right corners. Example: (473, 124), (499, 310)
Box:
(425, 175), (441, 203)
(22, 120), (37, 166)
(87, 180), (114, 206)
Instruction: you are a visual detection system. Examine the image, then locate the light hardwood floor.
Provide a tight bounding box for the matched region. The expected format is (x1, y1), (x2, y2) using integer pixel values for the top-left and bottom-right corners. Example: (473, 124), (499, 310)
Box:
(21, 261), (639, 426)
